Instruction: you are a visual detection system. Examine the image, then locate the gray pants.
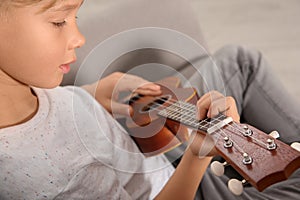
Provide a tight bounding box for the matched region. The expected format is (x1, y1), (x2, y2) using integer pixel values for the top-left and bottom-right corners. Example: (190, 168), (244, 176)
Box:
(188, 45), (300, 200)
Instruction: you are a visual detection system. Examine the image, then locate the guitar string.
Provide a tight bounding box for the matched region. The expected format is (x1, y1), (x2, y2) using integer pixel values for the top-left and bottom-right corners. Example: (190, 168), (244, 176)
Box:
(159, 100), (276, 161)
(231, 123), (269, 148)
(141, 98), (247, 154)
(145, 97), (269, 151)
(162, 98), (270, 149)
(156, 99), (247, 155)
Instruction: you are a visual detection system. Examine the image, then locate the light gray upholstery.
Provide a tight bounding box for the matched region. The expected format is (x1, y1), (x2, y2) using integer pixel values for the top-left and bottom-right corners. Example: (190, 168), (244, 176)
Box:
(62, 0), (209, 86)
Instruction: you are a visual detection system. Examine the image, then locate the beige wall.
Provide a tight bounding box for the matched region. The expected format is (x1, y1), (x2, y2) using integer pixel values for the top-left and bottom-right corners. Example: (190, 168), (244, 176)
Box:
(192, 0), (300, 101)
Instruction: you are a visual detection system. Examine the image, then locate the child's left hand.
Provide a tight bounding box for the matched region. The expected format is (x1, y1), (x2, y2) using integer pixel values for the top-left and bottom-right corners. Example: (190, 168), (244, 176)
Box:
(82, 72), (162, 116)
(188, 91), (240, 158)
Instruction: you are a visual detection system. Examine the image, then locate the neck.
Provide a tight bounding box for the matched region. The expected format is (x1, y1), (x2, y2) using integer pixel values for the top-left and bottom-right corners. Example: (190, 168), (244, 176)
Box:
(0, 70), (38, 129)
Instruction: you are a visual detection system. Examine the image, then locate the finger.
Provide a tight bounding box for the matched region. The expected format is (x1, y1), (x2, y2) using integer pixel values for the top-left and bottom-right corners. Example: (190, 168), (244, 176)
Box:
(207, 98), (229, 118)
(196, 91), (224, 120)
(136, 82), (161, 90)
(134, 85), (162, 96)
(115, 74), (161, 94)
(130, 81), (161, 95)
(222, 97), (240, 122)
(207, 97), (240, 122)
(110, 102), (133, 117)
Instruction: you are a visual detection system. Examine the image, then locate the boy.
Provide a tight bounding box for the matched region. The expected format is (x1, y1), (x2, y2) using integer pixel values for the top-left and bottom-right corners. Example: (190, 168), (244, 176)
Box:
(0, 0), (239, 199)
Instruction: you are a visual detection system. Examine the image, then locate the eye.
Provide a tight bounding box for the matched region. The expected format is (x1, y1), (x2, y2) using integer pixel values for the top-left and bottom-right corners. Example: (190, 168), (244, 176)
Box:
(52, 20), (67, 28)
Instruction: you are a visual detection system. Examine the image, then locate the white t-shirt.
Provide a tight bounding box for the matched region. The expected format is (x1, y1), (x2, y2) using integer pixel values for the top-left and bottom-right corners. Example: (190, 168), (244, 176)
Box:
(0, 86), (174, 200)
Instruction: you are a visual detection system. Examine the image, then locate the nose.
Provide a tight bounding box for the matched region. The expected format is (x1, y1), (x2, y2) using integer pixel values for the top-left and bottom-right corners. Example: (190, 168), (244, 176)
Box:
(68, 26), (86, 50)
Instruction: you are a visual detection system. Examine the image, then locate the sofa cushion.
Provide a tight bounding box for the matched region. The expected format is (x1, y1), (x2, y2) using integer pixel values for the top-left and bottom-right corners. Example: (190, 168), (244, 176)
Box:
(62, 0), (209, 86)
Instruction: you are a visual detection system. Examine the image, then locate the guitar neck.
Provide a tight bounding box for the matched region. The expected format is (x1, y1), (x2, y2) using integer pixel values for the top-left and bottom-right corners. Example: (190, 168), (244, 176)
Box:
(157, 100), (230, 133)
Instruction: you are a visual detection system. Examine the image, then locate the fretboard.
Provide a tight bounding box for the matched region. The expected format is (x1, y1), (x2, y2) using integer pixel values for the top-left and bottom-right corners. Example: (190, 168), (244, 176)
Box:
(158, 101), (228, 133)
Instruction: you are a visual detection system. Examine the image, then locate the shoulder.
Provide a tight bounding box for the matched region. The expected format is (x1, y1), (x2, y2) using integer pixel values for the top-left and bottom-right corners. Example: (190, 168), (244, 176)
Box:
(35, 86), (101, 112)
(40, 85), (94, 102)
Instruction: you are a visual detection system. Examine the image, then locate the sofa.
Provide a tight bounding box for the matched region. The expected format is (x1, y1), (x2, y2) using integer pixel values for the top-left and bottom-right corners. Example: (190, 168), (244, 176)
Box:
(62, 0), (209, 86)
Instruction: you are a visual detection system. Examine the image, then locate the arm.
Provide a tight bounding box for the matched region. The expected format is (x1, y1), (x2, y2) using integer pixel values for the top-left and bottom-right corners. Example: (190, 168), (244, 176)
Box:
(155, 149), (212, 200)
(155, 91), (240, 200)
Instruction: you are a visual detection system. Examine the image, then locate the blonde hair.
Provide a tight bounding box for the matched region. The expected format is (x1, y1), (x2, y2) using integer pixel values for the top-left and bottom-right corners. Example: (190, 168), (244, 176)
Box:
(0, 0), (58, 12)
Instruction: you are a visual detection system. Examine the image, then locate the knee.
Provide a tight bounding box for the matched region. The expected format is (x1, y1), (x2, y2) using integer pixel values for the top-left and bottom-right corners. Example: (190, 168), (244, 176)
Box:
(213, 44), (264, 75)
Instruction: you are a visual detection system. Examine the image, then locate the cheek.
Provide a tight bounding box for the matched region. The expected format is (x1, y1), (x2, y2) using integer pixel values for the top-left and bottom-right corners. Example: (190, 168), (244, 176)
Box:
(22, 26), (65, 64)
(0, 29), (66, 88)
(0, 8), (68, 88)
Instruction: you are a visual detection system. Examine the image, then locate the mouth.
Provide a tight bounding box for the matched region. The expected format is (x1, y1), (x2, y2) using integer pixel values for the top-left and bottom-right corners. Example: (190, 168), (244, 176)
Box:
(59, 59), (76, 74)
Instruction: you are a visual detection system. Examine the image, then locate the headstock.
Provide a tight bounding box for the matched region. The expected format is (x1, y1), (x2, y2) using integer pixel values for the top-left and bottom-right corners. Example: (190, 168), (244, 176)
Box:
(211, 122), (300, 193)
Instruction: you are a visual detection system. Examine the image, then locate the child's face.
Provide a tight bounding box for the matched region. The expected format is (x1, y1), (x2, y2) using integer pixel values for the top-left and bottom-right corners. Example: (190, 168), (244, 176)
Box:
(0, 0), (85, 88)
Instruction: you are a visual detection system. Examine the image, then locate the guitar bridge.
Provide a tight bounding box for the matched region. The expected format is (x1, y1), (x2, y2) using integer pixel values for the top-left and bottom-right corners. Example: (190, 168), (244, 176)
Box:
(207, 117), (233, 134)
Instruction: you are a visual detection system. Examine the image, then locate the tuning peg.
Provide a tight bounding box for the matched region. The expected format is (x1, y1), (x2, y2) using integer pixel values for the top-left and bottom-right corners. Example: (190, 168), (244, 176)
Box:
(291, 142), (300, 152)
(269, 130), (280, 139)
(210, 161), (227, 176)
(228, 179), (247, 196)
(266, 138), (276, 150)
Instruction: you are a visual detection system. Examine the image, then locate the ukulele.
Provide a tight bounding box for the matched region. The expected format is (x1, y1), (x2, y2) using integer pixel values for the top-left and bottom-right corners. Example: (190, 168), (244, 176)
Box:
(124, 76), (300, 193)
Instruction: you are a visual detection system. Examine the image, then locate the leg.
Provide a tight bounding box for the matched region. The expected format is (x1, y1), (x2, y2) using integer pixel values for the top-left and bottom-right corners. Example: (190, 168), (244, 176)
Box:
(197, 168), (300, 200)
(187, 45), (300, 199)
(187, 45), (300, 144)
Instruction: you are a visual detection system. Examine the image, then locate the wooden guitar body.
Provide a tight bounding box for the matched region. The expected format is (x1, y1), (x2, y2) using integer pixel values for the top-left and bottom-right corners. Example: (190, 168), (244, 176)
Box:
(126, 77), (198, 156)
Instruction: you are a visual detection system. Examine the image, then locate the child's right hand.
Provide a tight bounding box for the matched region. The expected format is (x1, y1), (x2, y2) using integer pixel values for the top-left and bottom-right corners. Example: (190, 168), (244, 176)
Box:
(82, 72), (162, 116)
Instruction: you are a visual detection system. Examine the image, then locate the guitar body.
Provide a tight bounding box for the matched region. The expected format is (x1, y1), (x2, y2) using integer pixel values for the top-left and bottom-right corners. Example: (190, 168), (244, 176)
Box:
(126, 77), (198, 156)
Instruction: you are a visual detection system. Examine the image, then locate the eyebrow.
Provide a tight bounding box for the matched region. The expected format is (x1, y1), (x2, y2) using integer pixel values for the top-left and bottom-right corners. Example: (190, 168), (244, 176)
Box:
(51, 0), (84, 12)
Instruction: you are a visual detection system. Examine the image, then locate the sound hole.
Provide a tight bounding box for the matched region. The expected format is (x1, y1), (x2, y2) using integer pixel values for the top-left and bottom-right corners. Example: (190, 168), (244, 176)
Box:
(141, 95), (171, 113)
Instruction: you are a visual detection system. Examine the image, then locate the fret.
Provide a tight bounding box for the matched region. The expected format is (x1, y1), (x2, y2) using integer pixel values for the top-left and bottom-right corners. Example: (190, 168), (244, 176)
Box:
(158, 101), (225, 132)
(199, 120), (209, 127)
